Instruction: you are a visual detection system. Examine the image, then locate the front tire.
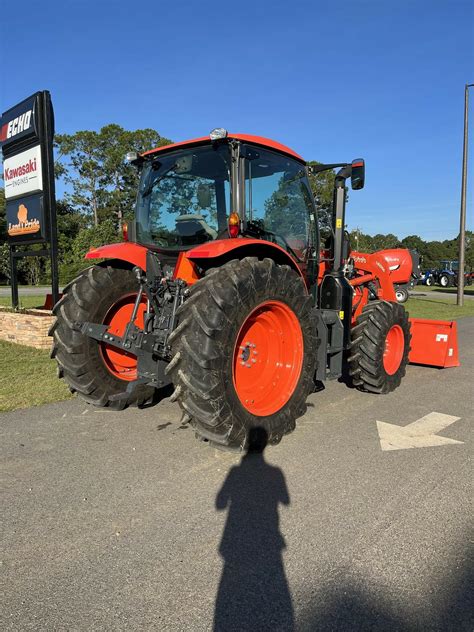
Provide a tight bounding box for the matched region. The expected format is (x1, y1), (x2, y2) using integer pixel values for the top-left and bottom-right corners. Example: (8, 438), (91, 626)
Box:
(395, 287), (409, 303)
(167, 258), (318, 451)
(348, 300), (411, 394)
(50, 265), (156, 409)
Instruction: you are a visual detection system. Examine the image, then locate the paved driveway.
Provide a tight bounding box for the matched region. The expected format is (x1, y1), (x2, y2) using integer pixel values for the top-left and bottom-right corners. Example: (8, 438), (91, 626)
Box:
(1, 319), (473, 631)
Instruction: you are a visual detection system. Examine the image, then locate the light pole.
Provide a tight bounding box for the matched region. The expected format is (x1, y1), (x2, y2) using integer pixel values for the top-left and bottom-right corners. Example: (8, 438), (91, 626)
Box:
(457, 83), (474, 306)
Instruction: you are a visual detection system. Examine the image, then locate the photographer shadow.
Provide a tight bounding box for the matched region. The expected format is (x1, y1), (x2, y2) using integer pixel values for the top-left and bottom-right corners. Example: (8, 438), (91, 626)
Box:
(213, 428), (294, 632)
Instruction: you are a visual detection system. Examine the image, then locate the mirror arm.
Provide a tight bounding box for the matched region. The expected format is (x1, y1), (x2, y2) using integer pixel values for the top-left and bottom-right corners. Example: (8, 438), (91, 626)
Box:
(336, 165), (352, 180)
(309, 162), (348, 175)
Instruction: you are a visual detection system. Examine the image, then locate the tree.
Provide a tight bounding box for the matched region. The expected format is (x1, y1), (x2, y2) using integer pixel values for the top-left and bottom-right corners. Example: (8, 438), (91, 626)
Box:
(307, 161), (338, 214)
(0, 242), (10, 282)
(55, 130), (104, 226)
(307, 161), (340, 238)
(401, 234), (425, 253)
(0, 187), (6, 242)
(371, 233), (400, 251)
(55, 125), (172, 229)
(464, 230), (474, 269)
(0, 189), (9, 282)
(70, 219), (121, 262)
(349, 229), (374, 253)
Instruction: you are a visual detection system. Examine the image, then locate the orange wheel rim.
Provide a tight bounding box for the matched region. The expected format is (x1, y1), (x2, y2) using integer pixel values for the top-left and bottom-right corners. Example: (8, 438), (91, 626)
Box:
(232, 300), (304, 416)
(383, 324), (404, 375)
(100, 293), (146, 381)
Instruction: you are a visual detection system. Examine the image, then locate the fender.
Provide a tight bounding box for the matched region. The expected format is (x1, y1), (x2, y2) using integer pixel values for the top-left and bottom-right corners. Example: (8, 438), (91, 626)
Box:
(184, 238), (306, 284)
(85, 242), (148, 270)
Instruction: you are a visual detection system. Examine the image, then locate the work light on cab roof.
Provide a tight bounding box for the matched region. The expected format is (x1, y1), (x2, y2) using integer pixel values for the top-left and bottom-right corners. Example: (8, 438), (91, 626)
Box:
(125, 151), (138, 163)
(209, 128), (228, 141)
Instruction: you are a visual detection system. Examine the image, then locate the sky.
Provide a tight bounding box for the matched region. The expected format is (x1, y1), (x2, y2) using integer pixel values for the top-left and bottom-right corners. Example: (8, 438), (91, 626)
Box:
(1, 0), (473, 241)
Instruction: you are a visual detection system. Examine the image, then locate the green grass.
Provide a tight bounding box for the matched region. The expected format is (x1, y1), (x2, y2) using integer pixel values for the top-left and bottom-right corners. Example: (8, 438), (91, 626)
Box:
(406, 295), (474, 320)
(0, 340), (72, 412)
(0, 295), (47, 309)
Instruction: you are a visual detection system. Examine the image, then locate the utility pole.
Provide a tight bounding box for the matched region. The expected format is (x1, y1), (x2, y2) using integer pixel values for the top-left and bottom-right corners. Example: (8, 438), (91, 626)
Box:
(457, 83), (474, 306)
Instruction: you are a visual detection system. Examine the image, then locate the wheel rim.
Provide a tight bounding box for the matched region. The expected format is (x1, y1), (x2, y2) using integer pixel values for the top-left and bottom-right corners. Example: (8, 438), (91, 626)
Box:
(440, 276), (448, 286)
(383, 324), (404, 375)
(100, 293), (146, 381)
(232, 300), (304, 416)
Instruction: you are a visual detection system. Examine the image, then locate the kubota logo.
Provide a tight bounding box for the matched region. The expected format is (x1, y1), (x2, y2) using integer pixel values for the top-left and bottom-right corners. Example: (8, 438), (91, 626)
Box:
(8, 203), (40, 236)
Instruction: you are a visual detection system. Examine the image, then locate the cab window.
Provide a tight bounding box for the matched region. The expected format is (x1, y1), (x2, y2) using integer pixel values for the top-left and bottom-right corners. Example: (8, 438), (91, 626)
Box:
(243, 146), (314, 259)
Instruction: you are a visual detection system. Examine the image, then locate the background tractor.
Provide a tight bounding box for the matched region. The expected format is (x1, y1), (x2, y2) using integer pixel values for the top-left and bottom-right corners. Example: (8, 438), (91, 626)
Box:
(50, 130), (459, 451)
(433, 260), (473, 288)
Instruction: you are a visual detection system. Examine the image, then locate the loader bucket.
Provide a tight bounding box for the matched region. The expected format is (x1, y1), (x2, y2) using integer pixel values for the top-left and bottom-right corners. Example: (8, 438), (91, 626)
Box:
(408, 318), (460, 368)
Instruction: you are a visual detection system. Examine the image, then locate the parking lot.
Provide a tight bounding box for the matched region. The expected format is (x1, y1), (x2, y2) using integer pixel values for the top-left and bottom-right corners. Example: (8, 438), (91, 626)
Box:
(1, 318), (472, 631)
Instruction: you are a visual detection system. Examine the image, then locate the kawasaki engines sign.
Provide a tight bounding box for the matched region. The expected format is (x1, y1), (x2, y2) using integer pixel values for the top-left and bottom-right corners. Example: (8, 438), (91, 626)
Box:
(4, 145), (43, 199)
(1, 91), (55, 244)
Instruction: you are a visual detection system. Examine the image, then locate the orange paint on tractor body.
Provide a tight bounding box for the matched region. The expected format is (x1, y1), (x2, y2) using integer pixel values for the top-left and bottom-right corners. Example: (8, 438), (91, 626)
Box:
(83, 239), (460, 371)
(409, 318), (460, 368)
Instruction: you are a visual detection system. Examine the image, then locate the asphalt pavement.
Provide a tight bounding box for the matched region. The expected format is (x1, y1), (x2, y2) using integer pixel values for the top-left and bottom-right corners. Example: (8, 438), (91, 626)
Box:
(1, 319), (473, 631)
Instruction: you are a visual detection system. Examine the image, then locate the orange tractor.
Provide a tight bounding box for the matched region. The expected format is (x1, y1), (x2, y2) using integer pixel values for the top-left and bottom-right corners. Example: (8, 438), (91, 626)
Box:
(50, 130), (459, 450)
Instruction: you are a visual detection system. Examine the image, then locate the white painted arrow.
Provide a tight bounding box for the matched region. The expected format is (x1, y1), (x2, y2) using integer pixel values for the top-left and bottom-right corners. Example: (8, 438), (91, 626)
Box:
(376, 412), (463, 451)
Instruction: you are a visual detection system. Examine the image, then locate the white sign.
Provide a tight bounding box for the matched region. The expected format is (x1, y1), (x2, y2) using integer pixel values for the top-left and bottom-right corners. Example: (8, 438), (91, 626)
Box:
(376, 412), (463, 451)
(3, 145), (43, 199)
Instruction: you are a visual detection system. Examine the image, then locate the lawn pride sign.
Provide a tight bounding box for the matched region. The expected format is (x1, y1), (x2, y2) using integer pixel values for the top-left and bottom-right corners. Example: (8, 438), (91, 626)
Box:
(7, 196), (42, 238)
(4, 145), (43, 199)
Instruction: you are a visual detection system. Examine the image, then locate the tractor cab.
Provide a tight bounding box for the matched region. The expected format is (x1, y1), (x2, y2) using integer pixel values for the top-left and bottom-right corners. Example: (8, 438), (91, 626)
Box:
(128, 131), (317, 269)
(440, 260), (458, 272)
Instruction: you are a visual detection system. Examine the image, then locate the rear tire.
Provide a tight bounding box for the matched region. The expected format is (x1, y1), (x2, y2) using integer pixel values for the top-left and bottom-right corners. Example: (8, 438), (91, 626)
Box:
(49, 265), (156, 409)
(439, 274), (450, 287)
(348, 300), (411, 394)
(167, 257), (318, 451)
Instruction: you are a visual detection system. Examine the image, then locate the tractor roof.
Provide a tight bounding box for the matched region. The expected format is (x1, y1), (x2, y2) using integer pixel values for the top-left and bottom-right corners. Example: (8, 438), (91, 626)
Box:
(142, 133), (305, 163)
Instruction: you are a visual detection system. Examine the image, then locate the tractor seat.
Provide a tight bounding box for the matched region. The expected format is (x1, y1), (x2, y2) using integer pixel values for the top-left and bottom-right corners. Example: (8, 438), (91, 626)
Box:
(175, 214), (218, 244)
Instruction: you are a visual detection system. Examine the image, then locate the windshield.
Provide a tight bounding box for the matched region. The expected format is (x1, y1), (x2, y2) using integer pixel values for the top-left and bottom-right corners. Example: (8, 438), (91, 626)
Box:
(136, 144), (231, 249)
(243, 146), (315, 260)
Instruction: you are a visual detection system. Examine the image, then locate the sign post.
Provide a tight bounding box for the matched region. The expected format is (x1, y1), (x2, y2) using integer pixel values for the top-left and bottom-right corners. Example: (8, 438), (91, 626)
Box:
(1, 90), (59, 309)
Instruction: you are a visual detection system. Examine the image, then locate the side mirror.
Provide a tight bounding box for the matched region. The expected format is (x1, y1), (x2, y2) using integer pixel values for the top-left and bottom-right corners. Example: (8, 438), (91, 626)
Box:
(351, 159), (365, 190)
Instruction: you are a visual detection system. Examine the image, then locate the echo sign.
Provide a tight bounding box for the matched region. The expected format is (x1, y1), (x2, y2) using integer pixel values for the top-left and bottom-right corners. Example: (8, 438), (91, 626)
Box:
(3, 145), (43, 199)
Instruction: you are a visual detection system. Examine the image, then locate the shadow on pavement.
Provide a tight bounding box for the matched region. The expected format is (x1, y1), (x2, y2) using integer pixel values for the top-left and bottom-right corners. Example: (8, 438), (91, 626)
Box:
(298, 550), (473, 631)
(431, 287), (474, 296)
(213, 427), (294, 632)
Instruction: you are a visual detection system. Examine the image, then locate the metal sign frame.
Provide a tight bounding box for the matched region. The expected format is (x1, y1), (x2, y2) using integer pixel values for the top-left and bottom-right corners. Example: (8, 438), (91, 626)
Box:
(1, 91), (59, 309)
